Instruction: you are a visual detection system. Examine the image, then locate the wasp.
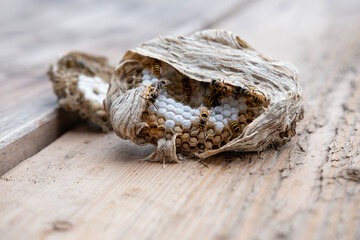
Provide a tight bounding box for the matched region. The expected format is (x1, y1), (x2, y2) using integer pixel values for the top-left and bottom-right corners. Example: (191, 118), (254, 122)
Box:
(211, 79), (237, 97)
(197, 107), (211, 133)
(237, 87), (251, 98)
(64, 55), (95, 76)
(142, 85), (159, 109)
(152, 59), (161, 78)
(228, 120), (241, 137)
(249, 89), (266, 105)
(182, 77), (191, 102)
(211, 79), (224, 92)
(204, 93), (221, 107)
(242, 87), (267, 105)
(155, 79), (171, 90)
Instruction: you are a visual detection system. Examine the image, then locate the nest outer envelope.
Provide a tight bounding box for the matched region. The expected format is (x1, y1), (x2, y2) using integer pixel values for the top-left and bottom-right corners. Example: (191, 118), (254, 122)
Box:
(48, 51), (114, 132)
(104, 29), (304, 161)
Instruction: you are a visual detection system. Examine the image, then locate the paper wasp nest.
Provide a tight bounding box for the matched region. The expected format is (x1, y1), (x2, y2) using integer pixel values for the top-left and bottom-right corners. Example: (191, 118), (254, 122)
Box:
(104, 29), (304, 162)
(48, 52), (114, 131)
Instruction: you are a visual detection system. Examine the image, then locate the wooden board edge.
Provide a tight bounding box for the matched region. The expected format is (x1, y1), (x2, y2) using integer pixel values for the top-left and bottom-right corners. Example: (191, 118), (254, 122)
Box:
(0, 109), (79, 175)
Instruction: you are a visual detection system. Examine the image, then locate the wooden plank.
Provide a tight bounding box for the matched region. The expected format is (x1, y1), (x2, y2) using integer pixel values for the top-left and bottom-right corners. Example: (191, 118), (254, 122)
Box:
(0, 0), (245, 175)
(1, 0), (360, 239)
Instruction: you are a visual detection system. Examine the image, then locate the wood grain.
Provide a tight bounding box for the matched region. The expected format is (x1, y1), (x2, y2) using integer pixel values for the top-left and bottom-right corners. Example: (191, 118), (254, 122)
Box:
(1, 0), (360, 239)
(0, 0), (246, 175)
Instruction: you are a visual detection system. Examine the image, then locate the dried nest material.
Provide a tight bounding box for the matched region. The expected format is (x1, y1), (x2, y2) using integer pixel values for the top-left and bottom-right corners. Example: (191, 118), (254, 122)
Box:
(48, 51), (114, 131)
(104, 29), (304, 163)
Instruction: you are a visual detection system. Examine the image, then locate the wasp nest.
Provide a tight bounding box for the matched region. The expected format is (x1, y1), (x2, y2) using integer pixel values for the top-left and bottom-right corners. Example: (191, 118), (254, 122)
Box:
(48, 51), (114, 131)
(104, 29), (304, 163)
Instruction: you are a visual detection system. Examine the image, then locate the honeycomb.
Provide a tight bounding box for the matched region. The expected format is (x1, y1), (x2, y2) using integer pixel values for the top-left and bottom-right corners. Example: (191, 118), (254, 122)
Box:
(104, 29), (304, 162)
(48, 51), (114, 131)
(136, 61), (266, 157)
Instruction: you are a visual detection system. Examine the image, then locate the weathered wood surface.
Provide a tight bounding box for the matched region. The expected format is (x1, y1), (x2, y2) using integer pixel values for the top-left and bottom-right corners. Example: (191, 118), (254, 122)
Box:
(0, 0), (245, 175)
(1, 0), (360, 240)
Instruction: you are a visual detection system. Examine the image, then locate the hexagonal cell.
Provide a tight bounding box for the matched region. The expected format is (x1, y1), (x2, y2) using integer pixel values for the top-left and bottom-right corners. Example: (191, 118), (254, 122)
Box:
(214, 122), (225, 134)
(189, 145), (198, 153)
(205, 140), (213, 149)
(207, 120), (215, 129)
(175, 136), (182, 146)
(182, 120), (192, 130)
(181, 133), (190, 142)
(213, 135), (222, 146)
(181, 141), (190, 149)
(156, 126), (166, 139)
(181, 142), (191, 155)
(142, 111), (149, 121)
(206, 128), (215, 137)
(190, 129), (200, 137)
(197, 143), (205, 152)
(238, 113), (247, 123)
(206, 135), (214, 145)
(164, 119), (176, 130)
(174, 125), (183, 134)
(222, 129), (231, 140)
(247, 110), (254, 119)
(157, 117), (165, 125)
(148, 113), (158, 122)
(176, 146), (183, 154)
(198, 131), (207, 142)
(148, 123), (158, 138)
(137, 127), (151, 143)
(189, 137), (198, 147)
